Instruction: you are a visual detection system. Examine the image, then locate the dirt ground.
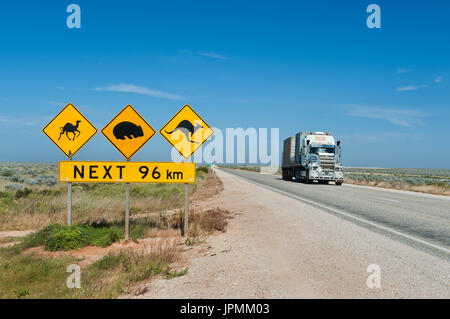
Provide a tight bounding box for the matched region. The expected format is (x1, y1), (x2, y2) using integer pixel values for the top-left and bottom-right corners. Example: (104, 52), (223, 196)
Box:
(126, 168), (449, 299)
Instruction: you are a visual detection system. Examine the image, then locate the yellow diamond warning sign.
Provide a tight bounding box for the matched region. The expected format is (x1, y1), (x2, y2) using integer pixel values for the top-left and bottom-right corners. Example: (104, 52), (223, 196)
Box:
(159, 104), (214, 159)
(102, 105), (156, 160)
(42, 103), (97, 158)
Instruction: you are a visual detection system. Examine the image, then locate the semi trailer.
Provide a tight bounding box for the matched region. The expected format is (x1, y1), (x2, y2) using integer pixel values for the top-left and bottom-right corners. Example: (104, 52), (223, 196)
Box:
(282, 131), (344, 185)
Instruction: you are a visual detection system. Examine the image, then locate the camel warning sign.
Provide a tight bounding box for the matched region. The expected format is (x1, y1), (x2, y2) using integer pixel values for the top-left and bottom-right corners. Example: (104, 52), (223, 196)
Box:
(102, 105), (156, 160)
(42, 103), (98, 158)
(159, 104), (214, 159)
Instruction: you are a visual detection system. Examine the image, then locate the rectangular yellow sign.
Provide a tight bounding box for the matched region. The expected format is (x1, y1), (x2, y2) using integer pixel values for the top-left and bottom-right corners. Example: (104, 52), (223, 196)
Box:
(59, 161), (196, 184)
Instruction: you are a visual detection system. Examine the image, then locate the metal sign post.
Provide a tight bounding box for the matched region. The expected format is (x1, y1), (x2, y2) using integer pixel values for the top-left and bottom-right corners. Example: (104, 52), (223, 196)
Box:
(125, 182), (130, 242)
(125, 157), (130, 242)
(67, 182), (72, 226)
(67, 153), (73, 226)
(184, 159), (189, 240)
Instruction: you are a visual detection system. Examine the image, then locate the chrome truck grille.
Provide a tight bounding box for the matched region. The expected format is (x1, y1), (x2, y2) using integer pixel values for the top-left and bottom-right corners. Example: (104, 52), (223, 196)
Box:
(320, 155), (335, 170)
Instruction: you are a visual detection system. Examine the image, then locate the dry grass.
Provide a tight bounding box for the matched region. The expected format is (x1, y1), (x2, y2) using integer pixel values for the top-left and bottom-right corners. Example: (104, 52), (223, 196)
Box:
(345, 179), (450, 196)
(0, 169), (222, 231)
(191, 169), (224, 202)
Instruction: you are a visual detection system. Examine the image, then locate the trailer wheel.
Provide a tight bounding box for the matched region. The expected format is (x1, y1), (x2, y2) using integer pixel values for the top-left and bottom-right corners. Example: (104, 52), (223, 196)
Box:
(336, 181), (343, 186)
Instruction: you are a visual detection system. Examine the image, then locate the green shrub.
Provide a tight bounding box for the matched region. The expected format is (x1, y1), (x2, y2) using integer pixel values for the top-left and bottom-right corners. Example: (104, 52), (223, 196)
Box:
(196, 166), (209, 174)
(38, 189), (62, 197)
(44, 226), (85, 251)
(14, 187), (33, 200)
(10, 223), (123, 252)
(0, 191), (11, 199)
(14, 288), (30, 298)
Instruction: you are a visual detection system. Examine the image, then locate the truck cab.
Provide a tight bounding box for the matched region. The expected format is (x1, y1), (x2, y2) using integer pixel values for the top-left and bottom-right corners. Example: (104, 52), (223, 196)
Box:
(282, 131), (344, 185)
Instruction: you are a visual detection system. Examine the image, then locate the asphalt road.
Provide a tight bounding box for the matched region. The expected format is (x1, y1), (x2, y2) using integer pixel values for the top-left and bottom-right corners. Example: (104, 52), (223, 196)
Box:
(219, 168), (450, 259)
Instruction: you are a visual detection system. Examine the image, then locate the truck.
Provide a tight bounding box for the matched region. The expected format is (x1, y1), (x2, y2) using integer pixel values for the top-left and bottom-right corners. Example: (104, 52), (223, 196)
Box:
(282, 131), (344, 185)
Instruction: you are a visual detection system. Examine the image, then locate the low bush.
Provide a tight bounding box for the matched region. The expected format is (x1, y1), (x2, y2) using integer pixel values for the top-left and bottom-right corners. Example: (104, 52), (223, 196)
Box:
(14, 187), (33, 200)
(11, 223), (122, 252)
(196, 166), (209, 174)
(0, 191), (11, 199)
(37, 189), (62, 197)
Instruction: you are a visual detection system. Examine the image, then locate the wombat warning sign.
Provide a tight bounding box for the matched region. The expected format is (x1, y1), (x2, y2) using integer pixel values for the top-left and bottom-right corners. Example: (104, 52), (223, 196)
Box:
(101, 105), (156, 160)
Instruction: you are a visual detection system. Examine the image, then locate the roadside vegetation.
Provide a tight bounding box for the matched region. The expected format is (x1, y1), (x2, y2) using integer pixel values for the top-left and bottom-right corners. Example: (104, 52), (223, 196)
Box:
(344, 167), (450, 196)
(220, 164), (449, 196)
(0, 162), (228, 298)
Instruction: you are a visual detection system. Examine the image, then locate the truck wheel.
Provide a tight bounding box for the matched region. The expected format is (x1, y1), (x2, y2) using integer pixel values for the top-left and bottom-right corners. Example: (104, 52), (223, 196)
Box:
(305, 170), (312, 184)
(295, 169), (301, 182)
(336, 181), (343, 186)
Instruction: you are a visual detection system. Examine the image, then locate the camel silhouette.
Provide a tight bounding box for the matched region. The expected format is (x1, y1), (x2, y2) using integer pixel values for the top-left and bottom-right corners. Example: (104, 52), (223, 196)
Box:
(165, 120), (203, 144)
(59, 120), (81, 141)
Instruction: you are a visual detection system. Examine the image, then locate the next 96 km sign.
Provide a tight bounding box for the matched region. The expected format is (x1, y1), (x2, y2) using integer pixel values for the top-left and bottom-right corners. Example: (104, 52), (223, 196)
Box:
(59, 161), (196, 184)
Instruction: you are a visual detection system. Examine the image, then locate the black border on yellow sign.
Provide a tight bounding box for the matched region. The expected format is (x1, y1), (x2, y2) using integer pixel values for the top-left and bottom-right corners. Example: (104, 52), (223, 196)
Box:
(159, 104), (214, 159)
(42, 103), (98, 158)
(101, 104), (156, 160)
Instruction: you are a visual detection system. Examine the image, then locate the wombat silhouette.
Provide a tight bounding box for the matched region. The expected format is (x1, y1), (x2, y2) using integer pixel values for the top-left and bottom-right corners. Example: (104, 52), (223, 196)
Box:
(165, 120), (203, 144)
(58, 121), (81, 141)
(113, 121), (144, 140)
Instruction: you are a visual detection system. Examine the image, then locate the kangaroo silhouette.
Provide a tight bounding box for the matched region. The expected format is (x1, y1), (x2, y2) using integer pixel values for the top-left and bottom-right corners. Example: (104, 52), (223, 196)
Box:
(58, 121), (81, 141)
(165, 120), (203, 144)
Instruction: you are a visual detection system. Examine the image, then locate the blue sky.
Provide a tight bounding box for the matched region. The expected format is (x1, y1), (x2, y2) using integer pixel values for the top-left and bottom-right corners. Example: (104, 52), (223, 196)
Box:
(0, 0), (449, 168)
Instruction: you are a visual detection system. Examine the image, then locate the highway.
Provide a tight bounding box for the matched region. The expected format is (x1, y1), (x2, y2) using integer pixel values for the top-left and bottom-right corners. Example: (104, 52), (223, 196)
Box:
(219, 168), (450, 259)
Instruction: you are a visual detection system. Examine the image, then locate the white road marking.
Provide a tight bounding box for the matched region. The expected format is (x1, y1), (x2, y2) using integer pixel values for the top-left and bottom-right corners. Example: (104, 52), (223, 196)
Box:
(376, 197), (400, 203)
(224, 170), (450, 256)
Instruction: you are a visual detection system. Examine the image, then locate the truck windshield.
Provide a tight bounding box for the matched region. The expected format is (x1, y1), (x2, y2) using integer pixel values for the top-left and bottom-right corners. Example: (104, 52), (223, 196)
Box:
(310, 147), (335, 155)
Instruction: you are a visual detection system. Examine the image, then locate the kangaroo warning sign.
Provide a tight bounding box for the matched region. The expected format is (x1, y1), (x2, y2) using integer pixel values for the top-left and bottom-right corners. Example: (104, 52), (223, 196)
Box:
(159, 104), (214, 159)
(59, 161), (196, 183)
(42, 103), (98, 158)
(102, 105), (156, 160)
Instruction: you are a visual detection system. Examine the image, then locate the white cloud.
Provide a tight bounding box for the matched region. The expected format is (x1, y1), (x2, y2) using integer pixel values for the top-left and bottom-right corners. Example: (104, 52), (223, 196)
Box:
(345, 105), (427, 127)
(396, 85), (418, 91)
(434, 76), (443, 83)
(396, 84), (427, 92)
(396, 68), (409, 74)
(95, 84), (184, 100)
(198, 51), (229, 60)
(181, 50), (229, 60)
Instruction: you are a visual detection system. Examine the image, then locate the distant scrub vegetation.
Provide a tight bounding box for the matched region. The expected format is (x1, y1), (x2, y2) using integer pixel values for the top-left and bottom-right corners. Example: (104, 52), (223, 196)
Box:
(0, 163), (58, 187)
(344, 168), (450, 188)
